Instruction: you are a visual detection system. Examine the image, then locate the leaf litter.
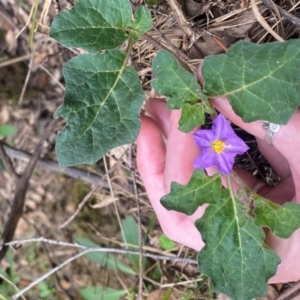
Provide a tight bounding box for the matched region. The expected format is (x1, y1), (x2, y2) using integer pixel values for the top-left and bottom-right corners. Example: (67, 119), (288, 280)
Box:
(1, 0), (299, 298)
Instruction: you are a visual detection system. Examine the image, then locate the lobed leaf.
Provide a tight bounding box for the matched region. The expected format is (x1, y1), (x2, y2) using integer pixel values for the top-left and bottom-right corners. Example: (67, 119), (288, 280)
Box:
(49, 0), (143, 52)
(196, 190), (280, 300)
(202, 40), (300, 124)
(130, 6), (152, 41)
(152, 50), (207, 129)
(253, 198), (300, 238)
(179, 103), (205, 132)
(161, 170), (282, 299)
(161, 170), (221, 215)
(54, 50), (144, 167)
(49, 0), (132, 52)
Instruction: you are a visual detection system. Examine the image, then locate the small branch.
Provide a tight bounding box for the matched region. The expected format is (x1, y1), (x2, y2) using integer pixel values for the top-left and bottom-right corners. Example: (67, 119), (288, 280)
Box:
(5, 237), (197, 264)
(167, 0), (195, 38)
(7, 237), (197, 299)
(152, 25), (193, 62)
(2, 144), (105, 186)
(251, 0), (284, 42)
(260, 0), (300, 27)
(274, 281), (300, 300)
(0, 120), (58, 261)
(0, 273), (27, 300)
(129, 146), (143, 300)
(18, 41), (39, 105)
(0, 142), (18, 179)
(58, 182), (104, 229)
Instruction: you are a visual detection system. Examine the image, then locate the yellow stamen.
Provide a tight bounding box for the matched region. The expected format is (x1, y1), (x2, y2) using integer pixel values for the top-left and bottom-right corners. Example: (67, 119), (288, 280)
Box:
(212, 139), (225, 153)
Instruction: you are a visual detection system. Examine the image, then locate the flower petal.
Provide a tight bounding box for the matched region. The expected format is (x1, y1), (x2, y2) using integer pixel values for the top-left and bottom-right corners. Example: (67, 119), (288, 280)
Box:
(215, 152), (235, 174)
(224, 134), (249, 154)
(193, 113), (249, 174)
(212, 114), (235, 139)
(194, 147), (216, 170)
(193, 130), (215, 148)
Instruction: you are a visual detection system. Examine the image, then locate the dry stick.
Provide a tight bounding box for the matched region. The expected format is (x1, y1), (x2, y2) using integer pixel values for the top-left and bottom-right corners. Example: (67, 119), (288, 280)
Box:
(103, 156), (127, 245)
(274, 281), (300, 300)
(2, 144), (105, 186)
(0, 142), (18, 179)
(18, 41), (40, 105)
(7, 237), (197, 300)
(260, 0), (300, 26)
(151, 25), (193, 63)
(142, 33), (194, 73)
(0, 54), (33, 68)
(0, 119), (58, 261)
(258, 0), (300, 43)
(59, 147), (138, 228)
(15, 0), (35, 38)
(24, 215), (73, 300)
(58, 183), (102, 229)
(251, 0), (284, 41)
(129, 147), (143, 300)
(0, 273), (27, 300)
(38, 64), (65, 91)
(167, 0), (195, 39)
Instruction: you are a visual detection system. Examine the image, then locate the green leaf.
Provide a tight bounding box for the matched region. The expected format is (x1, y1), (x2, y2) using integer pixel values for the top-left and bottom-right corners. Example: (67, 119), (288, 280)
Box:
(130, 6), (152, 41)
(161, 170), (221, 215)
(50, 0), (152, 52)
(122, 216), (147, 270)
(145, 0), (162, 4)
(49, 0), (132, 52)
(54, 50), (144, 167)
(159, 234), (175, 250)
(152, 50), (207, 110)
(202, 40), (300, 124)
(195, 189), (280, 300)
(75, 237), (136, 275)
(253, 198), (300, 238)
(80, 286), (127, 300)
(179, 103), (205, 132)
(0, 125), (17, 137)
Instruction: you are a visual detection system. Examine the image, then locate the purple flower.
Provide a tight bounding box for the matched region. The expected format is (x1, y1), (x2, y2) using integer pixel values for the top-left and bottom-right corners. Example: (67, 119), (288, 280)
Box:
(193, 114), (249, 175)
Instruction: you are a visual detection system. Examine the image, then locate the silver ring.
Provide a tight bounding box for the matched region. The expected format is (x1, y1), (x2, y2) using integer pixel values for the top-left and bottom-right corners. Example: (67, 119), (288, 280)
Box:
(262, 121), (281, 146)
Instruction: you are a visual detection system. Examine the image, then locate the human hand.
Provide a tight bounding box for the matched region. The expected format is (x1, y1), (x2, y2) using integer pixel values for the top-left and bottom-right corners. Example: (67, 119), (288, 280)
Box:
(136, 94), (300, 283)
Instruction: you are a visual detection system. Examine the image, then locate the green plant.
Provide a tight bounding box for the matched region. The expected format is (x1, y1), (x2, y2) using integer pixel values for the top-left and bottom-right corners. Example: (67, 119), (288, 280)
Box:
(49, 0), (300, 299)
(0, 125), (16, 138)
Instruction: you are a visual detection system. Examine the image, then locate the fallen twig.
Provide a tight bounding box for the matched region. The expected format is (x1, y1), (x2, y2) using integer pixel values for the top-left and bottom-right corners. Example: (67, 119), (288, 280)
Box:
(274, 281), (300, 300)
(0, 119), (58, 261)
(2, 144), (104, 185)
(6, 237), (198, 299)
(260, 0), (300, 27)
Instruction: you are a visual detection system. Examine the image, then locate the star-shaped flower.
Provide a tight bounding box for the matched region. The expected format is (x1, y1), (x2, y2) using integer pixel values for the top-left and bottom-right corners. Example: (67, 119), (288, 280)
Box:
(193, 114), (249, 174)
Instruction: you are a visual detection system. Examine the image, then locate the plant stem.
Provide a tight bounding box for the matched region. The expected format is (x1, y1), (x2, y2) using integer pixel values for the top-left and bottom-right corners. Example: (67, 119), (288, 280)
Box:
(231, 170), (273, 205)
(124, 37), (134, 66)
(226, 175), (235, 202)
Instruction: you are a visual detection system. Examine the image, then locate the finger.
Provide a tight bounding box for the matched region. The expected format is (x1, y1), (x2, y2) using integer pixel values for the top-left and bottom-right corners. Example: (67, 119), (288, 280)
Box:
(260, 175), (295, 205)
(136, 115), (204, 250)
(136, 115), (166, 184)
(164, 110), (200, 189)
(211, 97), (293, 179)
(211, 97), (271, 141)
(290, 164), (300, 203)
(256, 138), (291, 180)
(144, 98), (170, 138)
(199, 64), (291, 179)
